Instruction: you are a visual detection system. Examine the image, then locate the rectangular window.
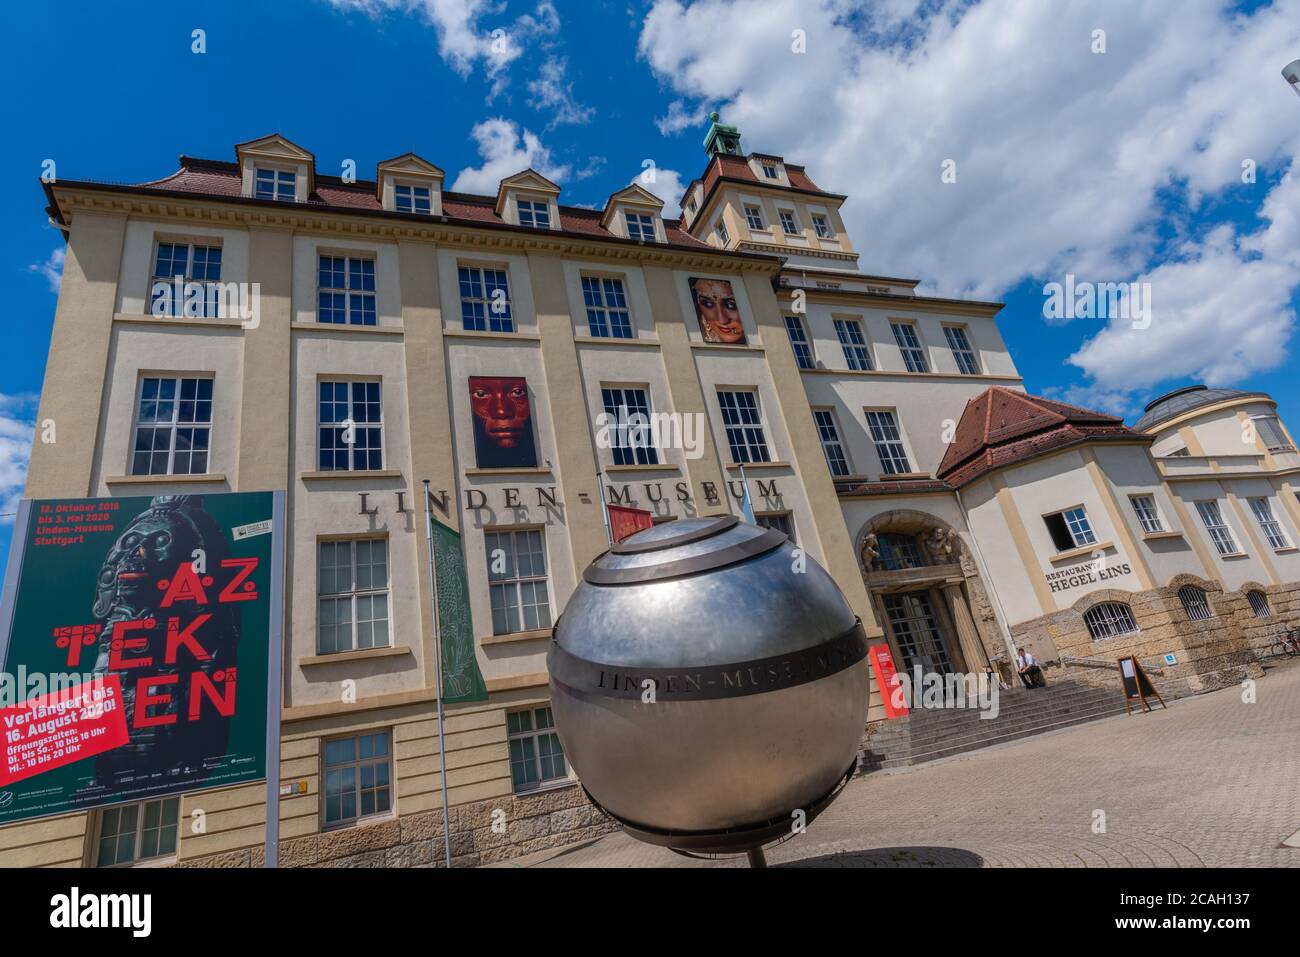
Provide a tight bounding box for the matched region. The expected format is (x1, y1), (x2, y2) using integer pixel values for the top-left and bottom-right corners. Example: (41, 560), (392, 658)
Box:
(891, 322), (929, 373)
(1196, 500), (1240, 556)
(943, 325), (980, 375)
(834, 318), (873, 371)
(1249, 497), (1291, 550)
(743, 204), (765, 230)
(131, 376), (212, 476)
(318, 255), (377, 326)
(516, 198), (550, 229)
(715, 221), (730, 245)
(762, 164), (779, 179)
(486, 529), (552, 635)
(394, 183), (432, 214)
(865, 410), (911, 475)
(323, 731), (392, 828)
(1130, 495), (1164, 533)
(1252, 415), (1294, 452)
(317, 380), (383, 471)
(756, 512), (796, 543)
(1044, 506), (1097, 551)
(784, 315), (814, 369)
(717, 390), (771, 464)
(601, 387), (659, 466)
(508, 707), (568, 792)
(812, 214), (833, 239)
(254, 167), (295, 201)
(582, 276), (633, 338)
(813, 408), (851, 477)
(778, 209), (800, 235)
(317, 538), (390, 654)
(458, 265), (513, 332)
(96, 797), (180, 867)
(150, 242), (223, 317)
(625, 212), (656, 242)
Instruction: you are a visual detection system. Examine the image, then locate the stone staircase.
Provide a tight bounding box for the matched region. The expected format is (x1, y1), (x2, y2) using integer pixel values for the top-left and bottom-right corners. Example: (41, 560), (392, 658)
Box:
(859, 678), (1136, 772)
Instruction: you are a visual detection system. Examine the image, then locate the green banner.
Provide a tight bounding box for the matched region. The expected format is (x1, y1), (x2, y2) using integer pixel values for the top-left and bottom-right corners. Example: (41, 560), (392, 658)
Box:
(431, 519), (487, 703)
(0, 492), (278, 825)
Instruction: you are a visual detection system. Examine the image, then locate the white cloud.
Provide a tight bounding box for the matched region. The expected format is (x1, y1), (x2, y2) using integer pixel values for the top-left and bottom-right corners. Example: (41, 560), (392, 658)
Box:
(450, 118), (571, 193)
(0, 393), (36, 525)
(655, 99), (709, 136)
(28, 246), (64, 293)
(637, 0), (1300, 401)
(528, 56), (595, 128)
(327, 0), (560, 97)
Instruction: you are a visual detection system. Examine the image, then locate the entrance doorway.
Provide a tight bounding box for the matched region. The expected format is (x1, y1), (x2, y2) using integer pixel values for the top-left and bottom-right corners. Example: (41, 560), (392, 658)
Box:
(882, 591), (954, 677)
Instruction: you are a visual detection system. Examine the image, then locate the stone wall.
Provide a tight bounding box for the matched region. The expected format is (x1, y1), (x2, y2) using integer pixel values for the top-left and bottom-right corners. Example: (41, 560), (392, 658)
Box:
(178, 783), (617, 868)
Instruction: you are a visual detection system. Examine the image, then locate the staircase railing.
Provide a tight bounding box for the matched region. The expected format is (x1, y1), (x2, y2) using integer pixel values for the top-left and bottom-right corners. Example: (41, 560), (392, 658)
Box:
(1059, 654), (1165, 676)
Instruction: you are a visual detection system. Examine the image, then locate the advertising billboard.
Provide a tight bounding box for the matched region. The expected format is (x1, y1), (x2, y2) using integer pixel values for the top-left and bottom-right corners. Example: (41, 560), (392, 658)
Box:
(0, 492), (283, 826)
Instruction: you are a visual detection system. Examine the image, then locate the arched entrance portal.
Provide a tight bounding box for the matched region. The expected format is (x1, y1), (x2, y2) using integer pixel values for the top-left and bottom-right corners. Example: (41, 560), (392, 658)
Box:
(857, 510), (1003, 684)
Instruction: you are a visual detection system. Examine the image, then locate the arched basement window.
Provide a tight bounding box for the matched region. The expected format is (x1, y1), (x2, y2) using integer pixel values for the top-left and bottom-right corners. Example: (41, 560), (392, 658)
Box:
(1178, 585), (1213, 621)
(1083, 602), (1139, 640)
(1247, 590), (1271, 618)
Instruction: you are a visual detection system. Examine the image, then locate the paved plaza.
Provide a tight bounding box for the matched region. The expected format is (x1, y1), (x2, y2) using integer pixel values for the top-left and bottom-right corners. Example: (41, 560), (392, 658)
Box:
(504, 659), (1300, 868)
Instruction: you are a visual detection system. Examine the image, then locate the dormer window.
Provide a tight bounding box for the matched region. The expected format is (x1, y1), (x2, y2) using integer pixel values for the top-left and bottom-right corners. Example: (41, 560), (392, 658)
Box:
(517, 199), (551, 229)
(625, 212), (655, 242)
(255, 168), (296, 202)
(812, 214), (833, 239)
(762, 164), (779, 179)
(395, 184), (432, 214)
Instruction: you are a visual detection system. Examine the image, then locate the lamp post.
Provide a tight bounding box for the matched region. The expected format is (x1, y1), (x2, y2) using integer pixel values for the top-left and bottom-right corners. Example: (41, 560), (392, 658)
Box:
(1284, 59), (1300, 98)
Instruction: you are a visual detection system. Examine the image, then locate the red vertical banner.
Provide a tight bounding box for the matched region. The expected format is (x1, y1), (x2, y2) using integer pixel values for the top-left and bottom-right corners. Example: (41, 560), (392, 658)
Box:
(607, 505), (654, 543)
(868, 643), (908, 719)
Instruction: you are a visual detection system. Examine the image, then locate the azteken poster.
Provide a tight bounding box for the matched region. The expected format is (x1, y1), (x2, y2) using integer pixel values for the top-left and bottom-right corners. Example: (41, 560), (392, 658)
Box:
(0, 492), (279, 825)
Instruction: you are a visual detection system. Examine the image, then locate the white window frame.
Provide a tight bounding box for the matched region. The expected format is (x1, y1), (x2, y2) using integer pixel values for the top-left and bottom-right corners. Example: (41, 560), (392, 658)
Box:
(601, 385), (659, 466)
(717, 389), (771, 464)
(834, 318), (873, 371)
(150, 240), (223, 317)
(812, 213), (833, 239)
(254, 166), (296, 202)
(762, 163), (779, 179)
(130, 375), (213, 477)
(778, 209), (800, 236)
(813, 408), (851, 477)
(317, 379), (384, 472)
(582, 275), (633, 338)
(891, 322), (929, 373)
(507, 706), (571, 793)
(322, 730), (394, 830)
(394, 182), (432, 214)
(865, 409), (911, 475)
(94, 797), (181, 867)
(458, 264), (514, 333)
(743, 204), (765, 230)
(1130, 495), (1164, 533)
(1196, 500), (1241, 556)
(715, 220), (730, 245)
(317, 537), (392, 654)
(1249, 497), (1291, 550)
(1060, 506), (1098, 548)
(1251, 415), (1294, 452)
(317, 253), (377, 326)
(784, 315), (814, 369)
(486, 528), (553, 636)
(516, 198), (551, 229)
(624, 211), (656, 242)
(942, 324), (980, 375)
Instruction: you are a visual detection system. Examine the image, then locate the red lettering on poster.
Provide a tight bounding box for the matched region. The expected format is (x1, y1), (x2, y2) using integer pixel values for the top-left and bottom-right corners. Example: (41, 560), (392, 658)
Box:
(0, 676), (129, 787)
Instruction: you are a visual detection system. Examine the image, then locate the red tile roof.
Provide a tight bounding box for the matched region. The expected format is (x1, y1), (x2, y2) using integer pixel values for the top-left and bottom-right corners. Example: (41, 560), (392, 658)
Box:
(936, 387), (1147, 487)
(696, 153), (831, 200)
(127, 157), (712, 249)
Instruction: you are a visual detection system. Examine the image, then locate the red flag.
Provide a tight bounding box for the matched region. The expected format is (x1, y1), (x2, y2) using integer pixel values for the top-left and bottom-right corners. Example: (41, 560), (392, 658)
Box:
(608, 505), (654, 543)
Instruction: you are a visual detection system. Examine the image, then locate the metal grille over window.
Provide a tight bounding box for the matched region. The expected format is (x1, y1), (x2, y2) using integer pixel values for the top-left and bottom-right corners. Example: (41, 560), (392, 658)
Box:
(784, 315), (814, 369)
(485, 529), (553, 635)
(1178, 585), (1213, 621)
(508, 707), (568, 792)
(1083, 602), (1139, 640)
(318, 255), (376, 326)
(582, 276), (633, 338)
(458, 266), (513, 332)
(717, 390), (771, 463)
(131, 376), (212, 476)
(891, 322), (929, 373)
(1247, 590), (1271, 618)
(834, 319), (872, 371)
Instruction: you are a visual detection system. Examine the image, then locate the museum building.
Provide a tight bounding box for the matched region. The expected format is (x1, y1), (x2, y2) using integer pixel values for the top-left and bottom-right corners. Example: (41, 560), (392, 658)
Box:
(2, 115), (1295, 867)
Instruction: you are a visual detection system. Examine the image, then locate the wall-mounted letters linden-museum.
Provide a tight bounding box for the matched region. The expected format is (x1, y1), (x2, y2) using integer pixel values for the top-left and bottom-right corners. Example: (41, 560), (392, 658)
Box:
(689, 277), (747, 345)
(469, 376), (538, 469)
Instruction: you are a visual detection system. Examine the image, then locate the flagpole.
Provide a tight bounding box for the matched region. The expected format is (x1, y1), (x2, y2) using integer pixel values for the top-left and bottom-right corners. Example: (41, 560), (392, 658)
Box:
(596, 470), (614, 546)
(738, 461), (756, 523)
(422, 480), (453, 868)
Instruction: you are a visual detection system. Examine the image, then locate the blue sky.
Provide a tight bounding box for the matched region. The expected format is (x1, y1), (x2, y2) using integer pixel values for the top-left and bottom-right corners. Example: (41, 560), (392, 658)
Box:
(3, 0), (1300, 579)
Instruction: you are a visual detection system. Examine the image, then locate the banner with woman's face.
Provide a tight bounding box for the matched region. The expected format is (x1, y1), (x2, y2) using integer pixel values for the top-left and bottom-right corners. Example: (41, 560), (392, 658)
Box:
(689, 277), (747, 344)
(469, 375), (538, 468)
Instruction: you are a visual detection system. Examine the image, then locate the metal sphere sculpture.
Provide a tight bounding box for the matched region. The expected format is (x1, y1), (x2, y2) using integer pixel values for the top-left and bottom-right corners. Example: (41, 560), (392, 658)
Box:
(548, 515), (870, 857)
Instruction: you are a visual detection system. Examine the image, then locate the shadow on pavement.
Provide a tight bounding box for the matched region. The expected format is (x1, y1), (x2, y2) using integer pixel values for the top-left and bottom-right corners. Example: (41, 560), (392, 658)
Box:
(777, 846), (985, 868)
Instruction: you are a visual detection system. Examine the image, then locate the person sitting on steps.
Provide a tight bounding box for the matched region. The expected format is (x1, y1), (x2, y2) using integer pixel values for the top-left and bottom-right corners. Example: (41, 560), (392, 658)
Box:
(1016, 646), (1046, 688)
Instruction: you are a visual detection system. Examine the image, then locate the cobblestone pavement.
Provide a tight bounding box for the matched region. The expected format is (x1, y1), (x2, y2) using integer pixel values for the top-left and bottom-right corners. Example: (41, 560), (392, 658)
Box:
(503, 658), (1300, 868)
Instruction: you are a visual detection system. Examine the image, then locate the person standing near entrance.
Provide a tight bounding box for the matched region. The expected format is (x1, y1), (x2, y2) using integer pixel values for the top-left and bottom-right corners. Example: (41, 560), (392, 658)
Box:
(1016, 647), (1045, 688)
